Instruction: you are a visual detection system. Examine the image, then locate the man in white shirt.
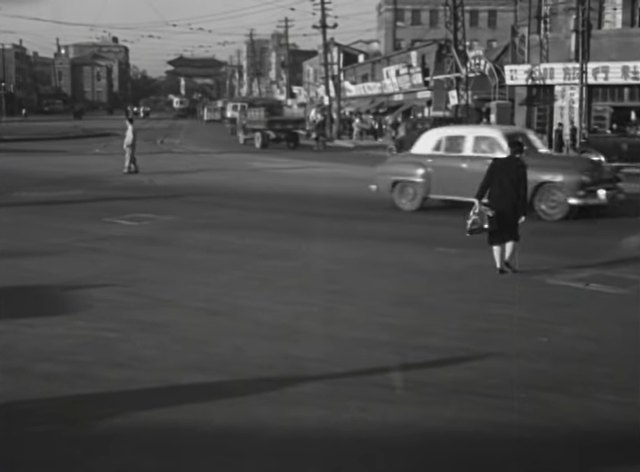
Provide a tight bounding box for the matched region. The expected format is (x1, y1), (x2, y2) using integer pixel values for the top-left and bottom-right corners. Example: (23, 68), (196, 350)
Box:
(123, 116), (139, 174)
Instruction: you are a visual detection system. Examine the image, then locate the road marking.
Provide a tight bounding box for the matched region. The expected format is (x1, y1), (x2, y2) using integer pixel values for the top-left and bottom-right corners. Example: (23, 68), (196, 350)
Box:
(103, 213), (175, 226)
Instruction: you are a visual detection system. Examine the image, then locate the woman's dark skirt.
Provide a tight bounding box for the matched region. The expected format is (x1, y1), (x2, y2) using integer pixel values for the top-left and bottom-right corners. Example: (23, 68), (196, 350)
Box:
(487, 210), (520, 246)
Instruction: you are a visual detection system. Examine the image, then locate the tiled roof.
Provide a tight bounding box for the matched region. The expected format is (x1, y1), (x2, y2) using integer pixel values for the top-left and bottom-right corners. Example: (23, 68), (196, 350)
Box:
(167, 55), (226, 69)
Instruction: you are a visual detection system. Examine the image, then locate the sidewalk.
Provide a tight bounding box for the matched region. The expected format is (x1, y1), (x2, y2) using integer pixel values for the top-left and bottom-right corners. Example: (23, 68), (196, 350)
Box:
(299, 135), (390, 152)
(0, 119), (117, 142)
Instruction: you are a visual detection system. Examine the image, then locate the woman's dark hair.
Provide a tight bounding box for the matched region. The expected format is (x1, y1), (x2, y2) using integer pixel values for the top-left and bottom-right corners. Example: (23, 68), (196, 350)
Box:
(508, 138), (524, 155)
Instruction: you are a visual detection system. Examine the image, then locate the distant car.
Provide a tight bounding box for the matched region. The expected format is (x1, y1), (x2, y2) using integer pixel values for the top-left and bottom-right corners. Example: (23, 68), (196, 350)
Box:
(137, 105), (151, 118)
(41, 99), (65, 114)
(370, 125), (624, 221)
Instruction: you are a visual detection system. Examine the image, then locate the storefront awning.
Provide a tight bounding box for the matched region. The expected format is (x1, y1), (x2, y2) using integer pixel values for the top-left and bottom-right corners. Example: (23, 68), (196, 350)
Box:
(342, 97), (373, 112)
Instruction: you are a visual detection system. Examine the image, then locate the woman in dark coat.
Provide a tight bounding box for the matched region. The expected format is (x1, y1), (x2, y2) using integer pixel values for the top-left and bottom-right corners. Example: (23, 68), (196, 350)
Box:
(474, 139), (528, 274)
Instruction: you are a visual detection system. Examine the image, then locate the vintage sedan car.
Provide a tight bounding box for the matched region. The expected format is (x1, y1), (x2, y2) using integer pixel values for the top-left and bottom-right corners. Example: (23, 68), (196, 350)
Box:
(369, 125), (624, 221)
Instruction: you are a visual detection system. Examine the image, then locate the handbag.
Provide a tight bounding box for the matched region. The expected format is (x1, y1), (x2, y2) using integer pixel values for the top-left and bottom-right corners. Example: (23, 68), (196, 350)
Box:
(466, 202), (494, 236)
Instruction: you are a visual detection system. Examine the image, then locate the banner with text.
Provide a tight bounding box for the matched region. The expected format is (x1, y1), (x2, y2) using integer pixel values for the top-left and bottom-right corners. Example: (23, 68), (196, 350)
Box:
(505, 61), (640, 86)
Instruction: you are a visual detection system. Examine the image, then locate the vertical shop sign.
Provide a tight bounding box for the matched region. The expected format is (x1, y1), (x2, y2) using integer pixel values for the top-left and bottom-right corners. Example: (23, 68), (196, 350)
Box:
(553, 85), (580, 141)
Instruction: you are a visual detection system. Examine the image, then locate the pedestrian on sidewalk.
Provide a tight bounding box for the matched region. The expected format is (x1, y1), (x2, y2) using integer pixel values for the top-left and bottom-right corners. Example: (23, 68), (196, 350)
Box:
(553, 122), (565, 153)
(123, 115), (139, 174)
(474, 138), (528, 274)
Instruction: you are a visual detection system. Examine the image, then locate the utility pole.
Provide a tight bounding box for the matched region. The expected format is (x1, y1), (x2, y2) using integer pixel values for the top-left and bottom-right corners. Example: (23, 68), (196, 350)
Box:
(526, 0), (533, 62)
(576, 0), (591, 143)
(443, 0), (468, 121)
(392, 0), (398, 51)
(539, 0), (550, 63)
(227, 55), (233, 99)
(312, 0), (338, 140)
(1, 43), (6, 120)
(248, 29), (262, 96)
(277, 16), (293, 102)
(236, 49), (243, 97)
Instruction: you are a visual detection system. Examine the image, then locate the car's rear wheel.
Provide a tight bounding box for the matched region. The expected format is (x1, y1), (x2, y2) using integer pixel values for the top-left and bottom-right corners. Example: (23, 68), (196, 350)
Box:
(533, 183), (571, 221)
(392, 181), (425, 212)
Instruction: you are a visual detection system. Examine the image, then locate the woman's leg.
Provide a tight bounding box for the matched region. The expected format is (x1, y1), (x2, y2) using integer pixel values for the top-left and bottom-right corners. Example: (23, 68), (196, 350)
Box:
(492, 245), (504, 269)
(505, 241), (517, 265)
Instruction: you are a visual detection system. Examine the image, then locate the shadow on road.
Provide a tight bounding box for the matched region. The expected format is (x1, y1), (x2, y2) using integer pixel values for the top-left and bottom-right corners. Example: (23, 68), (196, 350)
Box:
(0, 284), (118, 320)
(0, 148), (66, 154)
(0, 354), (494, 432)
(0, 192), (195, 208)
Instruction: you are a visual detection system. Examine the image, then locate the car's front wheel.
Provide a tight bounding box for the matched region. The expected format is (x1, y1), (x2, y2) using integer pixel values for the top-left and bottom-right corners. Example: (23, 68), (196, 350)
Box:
(392, 181), (425, 212)
(533, 183), (571, 221)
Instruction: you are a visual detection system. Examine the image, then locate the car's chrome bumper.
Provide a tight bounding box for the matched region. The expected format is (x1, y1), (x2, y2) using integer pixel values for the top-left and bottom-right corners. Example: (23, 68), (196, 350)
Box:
(567, 187), (625, 206)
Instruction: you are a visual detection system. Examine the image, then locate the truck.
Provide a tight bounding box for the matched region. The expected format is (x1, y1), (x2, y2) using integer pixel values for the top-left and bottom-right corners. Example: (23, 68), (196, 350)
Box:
(237, 102), (306, 149)
(171, 96), (190, 118)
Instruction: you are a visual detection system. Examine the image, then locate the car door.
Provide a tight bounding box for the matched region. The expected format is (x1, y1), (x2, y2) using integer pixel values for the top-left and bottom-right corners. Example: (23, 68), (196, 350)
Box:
(459, 135), (508, 198)
(429, 134), (469, 198)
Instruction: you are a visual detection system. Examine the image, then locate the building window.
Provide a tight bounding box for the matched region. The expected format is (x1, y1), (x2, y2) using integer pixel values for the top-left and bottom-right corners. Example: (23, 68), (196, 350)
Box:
(469, 10), (479, 27)
(395, 8), (405, 25)
(57, 70), (63, 83)
(394, 39), (406, 50)
(411, 9), (422, 25)
(487, 39), (498, 49)
(361, 73), (369, 83)
(600, 0), (623, 29)
(487, 9), (497, 29)
(632, 0), (640, 27)
(429, 9), (439, 27)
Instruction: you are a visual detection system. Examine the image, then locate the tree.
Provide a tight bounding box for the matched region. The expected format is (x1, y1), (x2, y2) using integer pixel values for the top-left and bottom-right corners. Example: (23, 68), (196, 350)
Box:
(130, 67), (162, 105)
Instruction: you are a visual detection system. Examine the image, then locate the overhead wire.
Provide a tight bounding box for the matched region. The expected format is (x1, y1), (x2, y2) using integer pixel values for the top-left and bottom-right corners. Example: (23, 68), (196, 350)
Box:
(2, 0), (379, 75)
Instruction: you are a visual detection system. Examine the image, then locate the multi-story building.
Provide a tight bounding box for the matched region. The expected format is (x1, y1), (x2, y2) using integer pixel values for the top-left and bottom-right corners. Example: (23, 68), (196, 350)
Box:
(71, 53), (114, 104)
(506, 0), (640, 141)
(53, 47), (72, 97)
(242, 36), (271, 96)
(376, 0), (515, 55)
(55, 36), (131, 106)
(302, 41), (365, 106)
(32, 52), (55, 96)
(1, 41), (38, 113)
(265, 31), (317, 101)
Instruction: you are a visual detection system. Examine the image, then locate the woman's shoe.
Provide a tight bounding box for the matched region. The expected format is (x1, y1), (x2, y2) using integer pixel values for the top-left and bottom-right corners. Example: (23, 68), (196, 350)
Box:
(497, 267), (507, 275)
(504, 261), (519, 273)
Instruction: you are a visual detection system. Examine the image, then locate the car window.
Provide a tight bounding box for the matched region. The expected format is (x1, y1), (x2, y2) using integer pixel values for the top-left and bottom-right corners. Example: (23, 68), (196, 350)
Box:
(432, 138), (443, 152)
(472, 136), (507, 155)
(442, 135), (466, 154)
(231, 104), (238, 112)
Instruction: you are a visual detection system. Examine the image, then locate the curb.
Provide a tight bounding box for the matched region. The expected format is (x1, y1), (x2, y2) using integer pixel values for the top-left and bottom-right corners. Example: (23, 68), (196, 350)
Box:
(0, 132), (117, 143)
(299, 138), (388, 151)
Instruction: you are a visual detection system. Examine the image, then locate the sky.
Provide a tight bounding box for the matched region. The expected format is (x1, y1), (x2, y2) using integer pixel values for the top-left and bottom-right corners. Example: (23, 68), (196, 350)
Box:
(0, 0), (379, 77)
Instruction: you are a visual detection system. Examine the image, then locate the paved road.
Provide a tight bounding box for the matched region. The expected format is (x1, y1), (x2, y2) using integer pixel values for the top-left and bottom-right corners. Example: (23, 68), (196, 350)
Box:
(1, 117), (639, 472)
